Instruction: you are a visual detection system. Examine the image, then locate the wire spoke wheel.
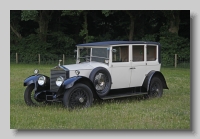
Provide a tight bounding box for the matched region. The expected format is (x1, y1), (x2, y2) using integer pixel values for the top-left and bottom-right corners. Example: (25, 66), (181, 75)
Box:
(68, 88), (88, 109)
(63, 83), (93, 109)
(89, 67), (112, 97)
(149, 77), (163, 98)
(24, 84), (46, 106)
(150, 82), (160, 97)
(94, 73), (107, 91)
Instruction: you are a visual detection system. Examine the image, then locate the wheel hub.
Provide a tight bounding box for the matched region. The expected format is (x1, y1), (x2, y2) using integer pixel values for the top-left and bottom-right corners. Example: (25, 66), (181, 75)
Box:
(79, 97), (84, 103)
(95, 73), (106, 90)
(156, 88), (159, 92)
(99, 80), (105, 86)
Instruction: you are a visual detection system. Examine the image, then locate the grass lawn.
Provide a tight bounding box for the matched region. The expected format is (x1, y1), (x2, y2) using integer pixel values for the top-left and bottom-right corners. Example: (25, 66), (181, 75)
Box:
(10, 63), (190, 129)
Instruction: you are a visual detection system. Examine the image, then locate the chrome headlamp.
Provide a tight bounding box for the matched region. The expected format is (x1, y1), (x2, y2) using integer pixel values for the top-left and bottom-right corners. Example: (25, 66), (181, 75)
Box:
(56, 76), (64, 86)
(75, 70), (80, 76)
(105, 59), (109, 64)
(34, 69), (39, 75)
(38, 76), (46, 86)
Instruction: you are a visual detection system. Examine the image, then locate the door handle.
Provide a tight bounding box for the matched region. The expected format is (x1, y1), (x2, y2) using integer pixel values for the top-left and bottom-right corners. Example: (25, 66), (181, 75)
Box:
(130, 67), (136, 69)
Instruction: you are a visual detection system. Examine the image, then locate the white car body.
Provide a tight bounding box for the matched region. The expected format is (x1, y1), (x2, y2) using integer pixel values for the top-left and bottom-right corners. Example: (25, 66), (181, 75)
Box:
(24, 41), (168, 109)
(70, 41), (161, 89)
(65, 62), (109, 78)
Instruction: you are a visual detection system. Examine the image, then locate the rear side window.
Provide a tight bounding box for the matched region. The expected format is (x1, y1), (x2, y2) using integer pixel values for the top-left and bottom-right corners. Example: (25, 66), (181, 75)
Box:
(147, 45), (157, 61)
(132, 45), (144, 62)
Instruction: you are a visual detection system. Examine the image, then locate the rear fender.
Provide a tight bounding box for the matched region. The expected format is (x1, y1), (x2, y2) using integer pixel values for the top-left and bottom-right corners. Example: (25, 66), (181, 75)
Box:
(142, 70), (168, 91)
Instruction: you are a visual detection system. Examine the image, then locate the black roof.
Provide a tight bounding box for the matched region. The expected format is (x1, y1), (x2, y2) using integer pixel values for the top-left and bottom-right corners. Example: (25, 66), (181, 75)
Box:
(76, 41), (160, 47)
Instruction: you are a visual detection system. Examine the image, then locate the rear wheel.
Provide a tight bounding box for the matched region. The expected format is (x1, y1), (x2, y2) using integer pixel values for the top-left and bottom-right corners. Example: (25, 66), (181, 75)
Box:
(63, 83), (93, 109)
(148, 77), (163, 98)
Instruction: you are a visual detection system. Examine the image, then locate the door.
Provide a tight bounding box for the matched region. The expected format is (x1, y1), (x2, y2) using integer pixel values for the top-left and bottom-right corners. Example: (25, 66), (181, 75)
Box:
(110, 45), (132, 89)
(129, 45), (146, 87)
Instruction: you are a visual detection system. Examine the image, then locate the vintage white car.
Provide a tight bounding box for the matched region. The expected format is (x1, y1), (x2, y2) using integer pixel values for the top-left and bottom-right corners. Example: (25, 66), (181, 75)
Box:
(24, 41), (168, 109)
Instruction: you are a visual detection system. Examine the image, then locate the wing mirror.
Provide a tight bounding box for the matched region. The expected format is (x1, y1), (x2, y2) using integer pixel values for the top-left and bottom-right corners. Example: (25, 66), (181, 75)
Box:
(105, 59), (109, 64)
(112, 49), (117, 53)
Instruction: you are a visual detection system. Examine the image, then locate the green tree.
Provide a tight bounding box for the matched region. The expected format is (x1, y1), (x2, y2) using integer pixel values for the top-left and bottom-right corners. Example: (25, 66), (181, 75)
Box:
(162, 10), (180, 34)
(102, 10), (139, 41)
(62, 10), (94, 43)
(10, 10), (190, 64)
(10, 10), (22, 40)
(124, 10), (136, 41)
(21, 10), (53, 42)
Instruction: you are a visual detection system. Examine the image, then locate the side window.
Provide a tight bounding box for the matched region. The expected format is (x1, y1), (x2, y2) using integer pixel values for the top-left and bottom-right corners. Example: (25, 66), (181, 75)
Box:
(147, 45), (157, 61)
(132, 45), (144, 62)
(112, 46), (129, 62)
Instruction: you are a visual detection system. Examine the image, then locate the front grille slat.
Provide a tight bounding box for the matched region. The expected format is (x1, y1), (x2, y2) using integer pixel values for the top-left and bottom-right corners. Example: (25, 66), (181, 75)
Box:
(50, 68), (68, 92)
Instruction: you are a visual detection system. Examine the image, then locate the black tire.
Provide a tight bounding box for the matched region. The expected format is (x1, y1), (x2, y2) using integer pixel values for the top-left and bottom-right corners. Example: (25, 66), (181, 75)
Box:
(148, 77), (163, 98)
(24, 84), (46, 106)
(89, 67), (112, 97)
(63, 83), (93, 109)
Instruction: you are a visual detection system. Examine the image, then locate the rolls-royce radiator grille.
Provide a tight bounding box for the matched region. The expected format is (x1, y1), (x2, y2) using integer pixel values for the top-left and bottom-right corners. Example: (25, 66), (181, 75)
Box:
(50, 69), (69, 92)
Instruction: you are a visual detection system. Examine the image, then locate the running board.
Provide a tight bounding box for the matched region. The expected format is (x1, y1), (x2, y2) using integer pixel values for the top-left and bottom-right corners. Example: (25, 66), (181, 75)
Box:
(101, 92), (148, 100)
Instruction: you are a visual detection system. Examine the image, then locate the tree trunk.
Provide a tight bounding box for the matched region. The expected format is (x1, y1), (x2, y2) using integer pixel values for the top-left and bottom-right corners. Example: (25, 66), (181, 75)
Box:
(129, 15), (134, 41)
(83, 11), (88, 43)
(37, 10), (52, 42)
(38, 19), (48, 42)
(168, 11), (180, 34)
(10, 24), (22, 39)
(126, 11), (135, 41)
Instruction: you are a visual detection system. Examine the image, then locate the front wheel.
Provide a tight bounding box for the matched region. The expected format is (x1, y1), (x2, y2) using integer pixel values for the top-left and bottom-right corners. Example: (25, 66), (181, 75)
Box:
(63, 83), (93, 109)
(148, 77), (163, 98)
(24, 84), (46, 106)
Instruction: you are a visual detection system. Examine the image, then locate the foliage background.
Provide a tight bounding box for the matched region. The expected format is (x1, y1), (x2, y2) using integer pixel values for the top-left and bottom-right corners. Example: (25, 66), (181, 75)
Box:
(10, 10), (190, 66)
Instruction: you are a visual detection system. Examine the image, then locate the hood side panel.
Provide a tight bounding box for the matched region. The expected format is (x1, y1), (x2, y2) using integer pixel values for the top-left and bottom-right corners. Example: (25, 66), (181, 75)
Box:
(63, 61), (109, 70)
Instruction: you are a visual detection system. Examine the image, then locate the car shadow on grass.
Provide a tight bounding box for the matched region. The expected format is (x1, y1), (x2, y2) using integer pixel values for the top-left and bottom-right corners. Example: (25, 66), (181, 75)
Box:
(93, 95), (148, 105)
